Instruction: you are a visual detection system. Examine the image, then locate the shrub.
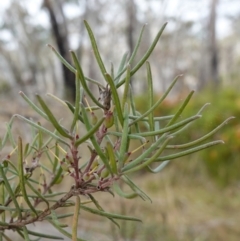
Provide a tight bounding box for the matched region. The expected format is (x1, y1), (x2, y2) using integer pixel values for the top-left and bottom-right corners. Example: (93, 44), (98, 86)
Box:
(0, 21), (233, 240)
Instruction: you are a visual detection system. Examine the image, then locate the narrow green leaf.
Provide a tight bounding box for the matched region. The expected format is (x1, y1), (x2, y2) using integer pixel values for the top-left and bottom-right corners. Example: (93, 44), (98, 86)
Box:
(50, 165), (63, 186)
(123, 136), (173, 174)
(80, 205), (142, 222)
(47, 44), (76, 73)
(107, 132), (146, 142)
(84, 20), (108, 82)
(72, 196), (80, 241)
(5, 121), (16, 147)
(15, 115), (69, 146)
(129, 115), (174, 121)
(105, 73), (124, 125)
(121, 65), (131, 110)
(129, 75), (181, 126)
(105, 142), (117, 174)
(70, 51), (82, 132)
(18, 137), (38, 216)
(1, 117), (13, 149)
(25, 180), (49, 209)
(167, 117), (235, 149)
(153, 140), (224, 162)
(80, 103), (112, 173)
(146, 160), (170, 173)
(26, 229), (64, 240)
(1, 232), (12, 241)
(146, 62), (154, 133)
(19, 91), (48, 120)
(117, 22), (168, 88)
(65, 101), (84, 123)
(172, 103), (210, 136)
(122, 175), (152, 202)
(79, 72), (105, 109)
(129, 86), (142, 142)
(52, 145), (59, 173)
(110, 62), (114, 79)
(88, 194), (120, 229)
(122, 133), (167, 172)
(0, 183), (5, 222)
(118, 103), (129, 170)
(75, 117), (104, 147)
(166, 90), (194, 127)
(115, 24), (146, 83)
(113, 183), (138, 199)
(85, 76), (105, 88)
(115, 51), (129, 84)
(37, 124), (43, 149)
(49, 219), (88, 241)
(137, 115), (201, 137)
(0, 164), (22, 219)
(22, 226), (30, 241)
(36, 95), (72, 139)
(24, 142), (30, 157)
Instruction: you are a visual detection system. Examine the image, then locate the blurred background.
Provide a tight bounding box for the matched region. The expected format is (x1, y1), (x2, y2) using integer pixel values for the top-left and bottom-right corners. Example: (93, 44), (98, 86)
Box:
(1, 0), (240, 240)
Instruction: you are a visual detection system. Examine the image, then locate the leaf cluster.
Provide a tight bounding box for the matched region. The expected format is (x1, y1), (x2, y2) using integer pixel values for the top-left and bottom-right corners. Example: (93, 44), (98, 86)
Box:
(0, 21), (232, 241)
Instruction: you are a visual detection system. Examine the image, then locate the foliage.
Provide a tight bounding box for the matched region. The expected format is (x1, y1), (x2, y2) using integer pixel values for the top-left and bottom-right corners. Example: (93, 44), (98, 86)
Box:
(0, 21), (232, 241)
(136, 87), (238, 187)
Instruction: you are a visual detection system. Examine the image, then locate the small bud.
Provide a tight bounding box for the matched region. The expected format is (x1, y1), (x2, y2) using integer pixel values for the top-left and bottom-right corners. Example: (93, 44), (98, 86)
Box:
(104, 111), (114, 128)
(91, 112), (98, 125)
(54, 174), (64, 184)
(91, 158), (99, 169)
(82, 172), (91, 181)
(100, 168), (109, 178)
(60, 160), (69, 172)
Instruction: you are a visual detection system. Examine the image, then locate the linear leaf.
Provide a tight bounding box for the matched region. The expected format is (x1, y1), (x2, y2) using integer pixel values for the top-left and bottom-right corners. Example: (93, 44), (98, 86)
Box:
(122, 133), (167, 172)
(18, 137), (38, 216)
(137, 115), (201, 137)
(146, 61), (155, 140)
(19, 91), (48, 120)
(49, 220), (88, 241)
(75, 117), (104, 147)
(72, 196), (80, 241)
(129, 75), (181, 126)
(122, 175), (152, 202)
(121, 65), (131, 110)
(146, 160), (170, 173)
(80, 205), (142, 222)
(15, 115), (69, 146)
(36, 95), (72, 139)
(88, 194), (120, 229)
(167, 117), (235, 149)
(80, 103), (112, 173)
(105, 73), (124, 125)
(0, 165), (22, 219)
(27, 229), (64, 240)
(84, 20), (108, 82)
(117, 22), (168, 88)
(115, 51), (129, 84)
(47, 44), (76, 73)
(123, 136), (173, 174)
(118, 103), (129, 170)
(153, 140), (224, 161)
(166, 90), (194, 127)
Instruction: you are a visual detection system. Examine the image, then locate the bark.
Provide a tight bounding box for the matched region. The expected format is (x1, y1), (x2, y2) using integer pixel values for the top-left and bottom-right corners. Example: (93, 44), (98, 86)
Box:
(198, 0), (219, 90)
(43, 0), (75, 100)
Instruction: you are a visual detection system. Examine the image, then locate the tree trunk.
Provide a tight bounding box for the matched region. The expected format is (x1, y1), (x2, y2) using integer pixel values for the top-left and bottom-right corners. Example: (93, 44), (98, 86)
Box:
(43, 0), (75, 100)
(198, 0), (219, 90)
